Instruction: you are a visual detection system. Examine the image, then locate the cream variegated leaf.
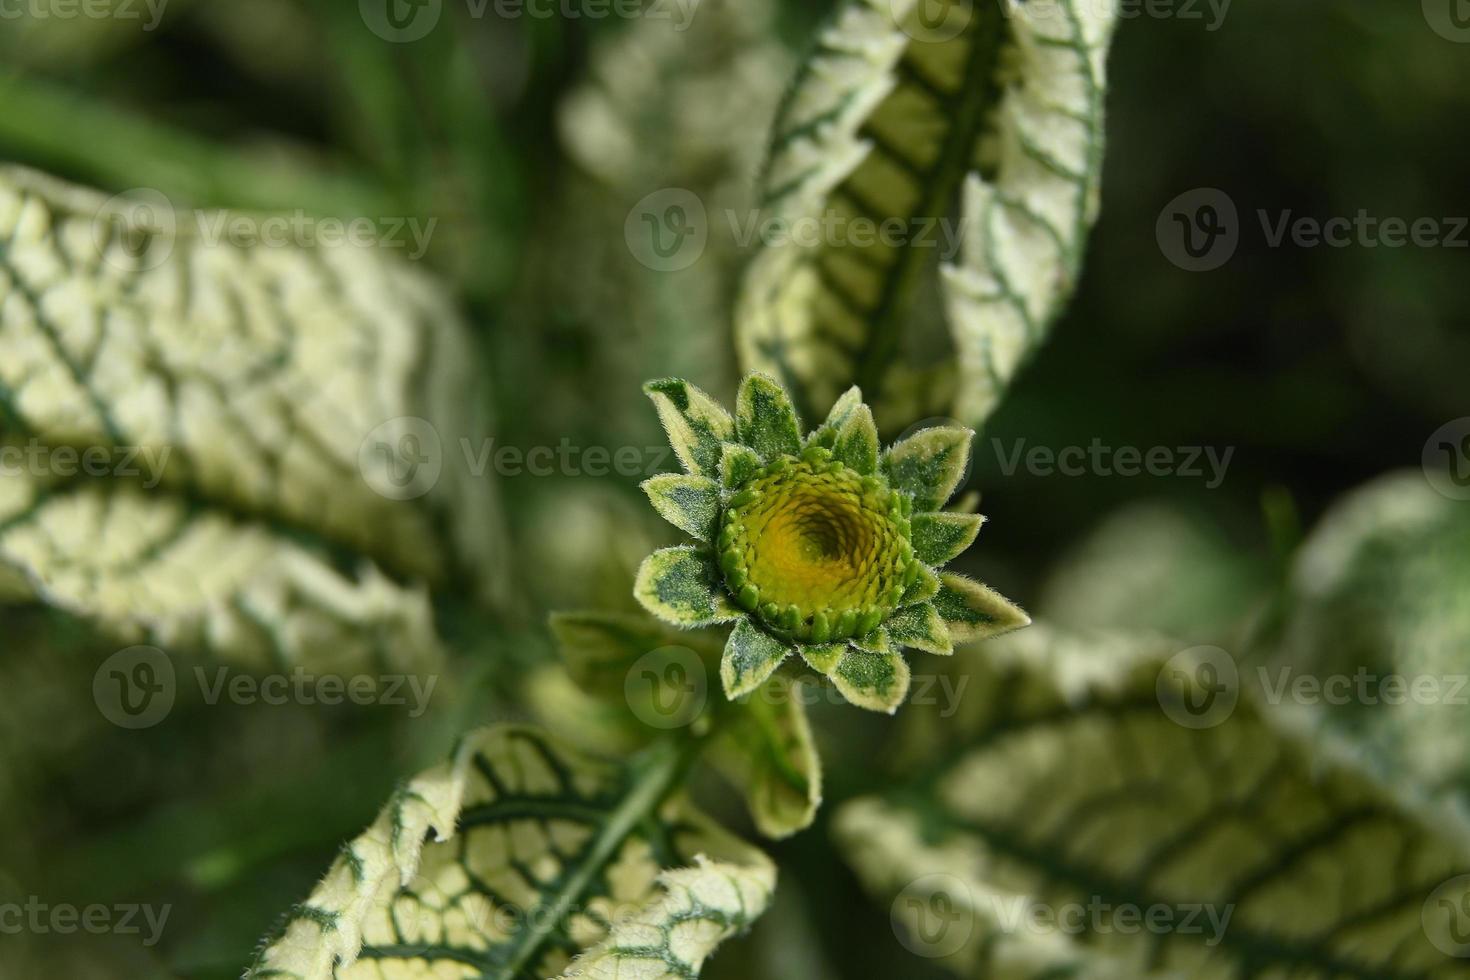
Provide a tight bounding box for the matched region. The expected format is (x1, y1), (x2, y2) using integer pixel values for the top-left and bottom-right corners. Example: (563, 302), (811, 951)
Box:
(836, 625), (1470, 978)
(247, 725), (775, 980)
(0, 167), (505, 671)
(1260, 471), (1470, 811)
(735, 0), (1117, 432)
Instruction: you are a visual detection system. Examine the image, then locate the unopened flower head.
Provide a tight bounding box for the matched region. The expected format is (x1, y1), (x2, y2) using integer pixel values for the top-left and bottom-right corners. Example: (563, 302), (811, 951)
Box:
(634, 373), (1029, 713)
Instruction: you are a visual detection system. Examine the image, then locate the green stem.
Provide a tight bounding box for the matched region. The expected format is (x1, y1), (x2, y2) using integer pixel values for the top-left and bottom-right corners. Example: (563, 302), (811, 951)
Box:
(0, 73), (395, 216)
(494, 730), (708, 979)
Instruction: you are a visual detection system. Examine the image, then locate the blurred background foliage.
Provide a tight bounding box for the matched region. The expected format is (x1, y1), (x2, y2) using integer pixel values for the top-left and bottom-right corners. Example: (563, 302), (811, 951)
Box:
(1, 0), (1467, 976)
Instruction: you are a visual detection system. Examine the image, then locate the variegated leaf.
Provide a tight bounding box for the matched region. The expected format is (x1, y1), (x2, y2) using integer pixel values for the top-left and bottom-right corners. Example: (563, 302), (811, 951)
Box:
(1260, 472), (1470, 810)
(837, 626), (1470, 978)
(735, 0), (1118, 433)
(247, 725), (775, 980)
(0, 167), (504, 672)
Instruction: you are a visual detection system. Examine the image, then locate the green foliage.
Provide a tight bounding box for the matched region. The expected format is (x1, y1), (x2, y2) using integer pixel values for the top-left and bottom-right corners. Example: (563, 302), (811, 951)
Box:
(0, 167), (503, 673)
(3, 2), (1464, 978)
(632, 374), (1027, 713)
(839, 625), (1470, 977)
(247, 725), (774, 979)
(736, 0), (1118, 432)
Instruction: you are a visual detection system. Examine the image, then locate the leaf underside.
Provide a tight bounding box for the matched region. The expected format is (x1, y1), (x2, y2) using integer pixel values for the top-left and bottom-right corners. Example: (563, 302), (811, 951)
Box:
(735, 0), (1117, 433)
(247, 725), (775, 980)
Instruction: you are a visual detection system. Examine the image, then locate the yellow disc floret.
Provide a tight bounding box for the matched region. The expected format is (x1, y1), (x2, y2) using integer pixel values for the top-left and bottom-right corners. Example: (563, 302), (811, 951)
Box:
(717, 447), (918, 642)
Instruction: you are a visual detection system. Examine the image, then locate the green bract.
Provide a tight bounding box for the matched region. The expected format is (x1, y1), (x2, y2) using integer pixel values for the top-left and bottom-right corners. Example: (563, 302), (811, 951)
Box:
(635, 373), (1029, 713)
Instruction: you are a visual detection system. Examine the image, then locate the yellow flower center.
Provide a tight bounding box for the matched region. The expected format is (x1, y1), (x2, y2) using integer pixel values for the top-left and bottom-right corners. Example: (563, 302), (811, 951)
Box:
(718, 452), (916, 642)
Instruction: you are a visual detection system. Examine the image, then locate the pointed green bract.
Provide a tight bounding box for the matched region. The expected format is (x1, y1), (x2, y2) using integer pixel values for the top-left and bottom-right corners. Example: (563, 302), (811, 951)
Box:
(722, 617), (791, 698)
(832, 646), (911, 715)
(850, 625), (894, 656)
(720, 442), (765, 490)
(644, 378), (736, 477)
(911, 511), (986, 566)
(934, 572), (1030, 642)
(799, 643), (846, 675)
(643, 474), (722, 542)
(885, 427), (973, 512)
(735, 372), (803, 461)
(902, 562), (943, 606)
(885, 602), (953, 656)
(636, 546), (739, 626)
(714, 688), (822, 839)
(832, 404), (881, 475)
(813, 385), (863, 446)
